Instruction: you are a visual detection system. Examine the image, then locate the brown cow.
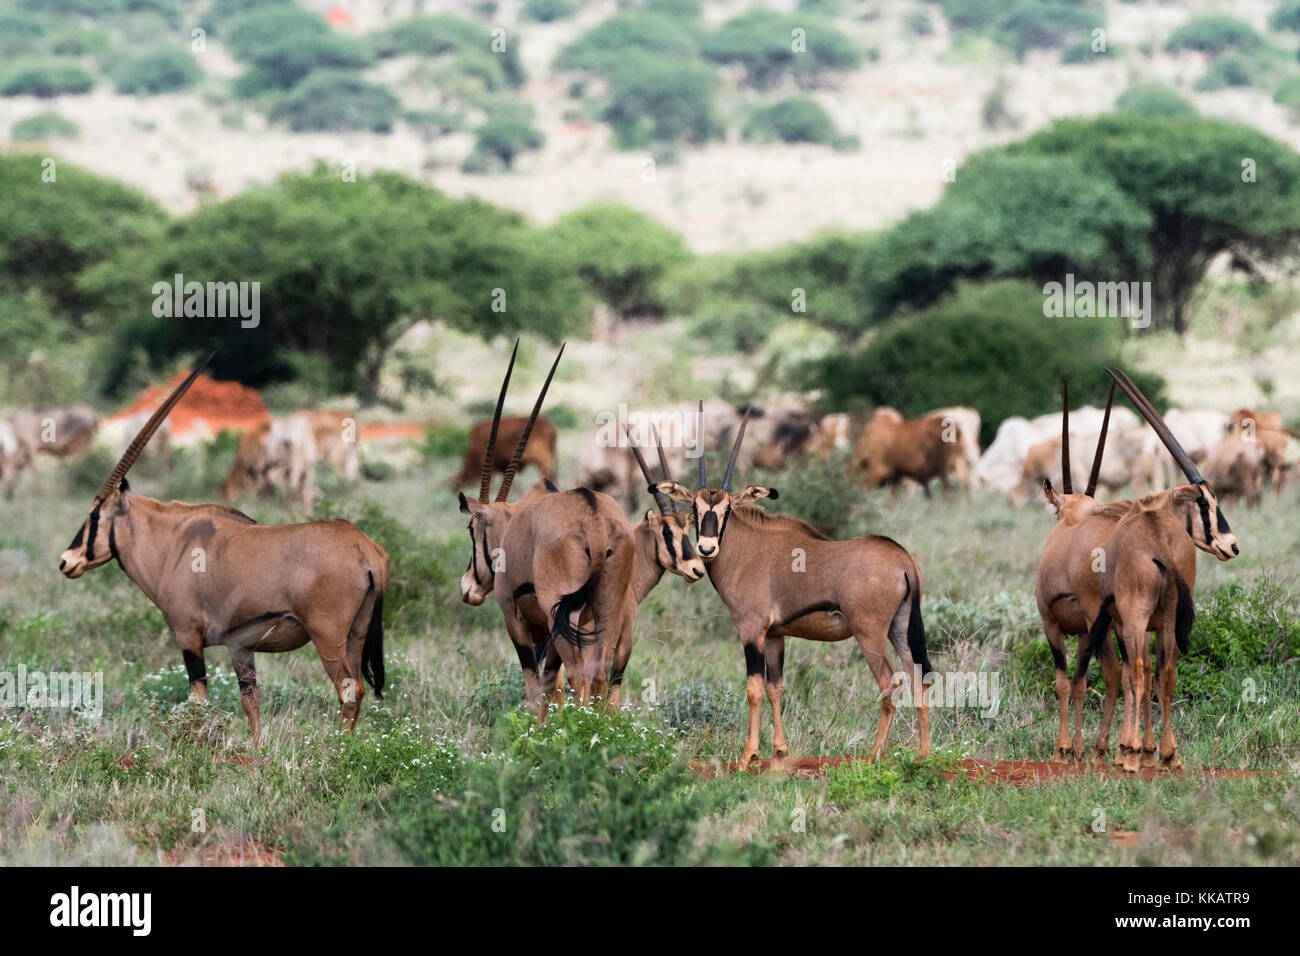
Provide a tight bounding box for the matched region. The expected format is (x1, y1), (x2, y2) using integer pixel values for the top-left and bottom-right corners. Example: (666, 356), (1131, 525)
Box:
(451, 415), (557, 490)
(850, 407), (967, 496)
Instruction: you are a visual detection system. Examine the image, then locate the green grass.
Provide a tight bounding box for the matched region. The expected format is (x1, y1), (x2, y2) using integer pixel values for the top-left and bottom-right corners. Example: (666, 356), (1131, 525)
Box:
(1, 449), (1298, 865)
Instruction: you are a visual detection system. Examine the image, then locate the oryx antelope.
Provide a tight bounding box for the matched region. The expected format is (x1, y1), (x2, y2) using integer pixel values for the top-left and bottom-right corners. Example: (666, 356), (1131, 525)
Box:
(9, 404), (100, 459)
(1035, 380), (1126, 763)
(0, 419), (26, 499)
(655, 405), (933, 765)
(452, 414), (557, 491)
(1089, 370), (1240, 772)
(458, 343), (638, 708)
(58, 356), (390, 743)
(850, 406), (967, 496)
(221, 411), (348, 509)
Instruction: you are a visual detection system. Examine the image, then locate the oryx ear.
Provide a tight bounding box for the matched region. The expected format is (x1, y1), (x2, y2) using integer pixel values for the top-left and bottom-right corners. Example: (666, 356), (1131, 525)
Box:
(652, 480), (694, 503)
(732, 484), (778, 505)
(1042, 478), (1063, 516)
(644, 508), (659, 523)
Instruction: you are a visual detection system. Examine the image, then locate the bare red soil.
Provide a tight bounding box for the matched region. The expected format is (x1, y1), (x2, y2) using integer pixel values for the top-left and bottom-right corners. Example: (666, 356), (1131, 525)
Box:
(113, 372), (269, 438)
(691, 755), (1274, 784)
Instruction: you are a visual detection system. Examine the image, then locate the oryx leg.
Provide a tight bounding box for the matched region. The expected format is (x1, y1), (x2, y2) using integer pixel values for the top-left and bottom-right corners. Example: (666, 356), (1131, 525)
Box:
(305, 619), (363, 732)
(1043, 620), (1073, 762)
(1068, 634), (1092, 760)
(1093, 629), (1120, 763)
(1139, 633), (1157, 768)
(739, 626), (769, 765)
(505, 613), (542, 705)
(854, 623), (901, 761)
(888, 599), (930, 759)
(1156, 624), (1181, 770)
(607, 609), (636, 709)
(177, 633), (208, 703)
(590, 542), (635, 706)
(1116, 624), (1145, 774)
(229, 646), (262, 746)
(764, 635), (788, 759)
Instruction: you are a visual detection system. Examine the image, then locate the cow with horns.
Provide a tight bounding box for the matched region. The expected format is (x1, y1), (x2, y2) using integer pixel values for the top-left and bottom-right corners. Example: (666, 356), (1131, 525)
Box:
(654, 403), (933, 765)
(58, 356), (390, 743)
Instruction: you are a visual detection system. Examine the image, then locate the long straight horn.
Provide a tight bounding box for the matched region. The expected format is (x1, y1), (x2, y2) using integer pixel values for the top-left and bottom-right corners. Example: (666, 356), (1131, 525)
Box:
(100, 351), (213, 499)
(1084, 381), (1115, 498)
(651, 423), (679, 513)
(496, 343), (565, 502)
(626, 424), (672, 514)
(697, 400), (707, 490)
(1060, 378), (1072, 495)
(1106, 367), (1204, 484)
(480, 339), (519, 503)
(721, 406), (752, 492)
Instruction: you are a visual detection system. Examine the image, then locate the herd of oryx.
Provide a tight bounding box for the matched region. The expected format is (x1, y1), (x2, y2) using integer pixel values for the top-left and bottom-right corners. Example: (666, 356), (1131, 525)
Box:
(28, 343), (1293, 770)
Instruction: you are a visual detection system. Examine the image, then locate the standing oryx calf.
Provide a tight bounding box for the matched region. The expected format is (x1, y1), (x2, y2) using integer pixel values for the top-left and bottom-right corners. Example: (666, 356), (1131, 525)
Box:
(656, 405), (933, 765)
(59, 356), (389, 743)
(1090, 370), (1240, 772)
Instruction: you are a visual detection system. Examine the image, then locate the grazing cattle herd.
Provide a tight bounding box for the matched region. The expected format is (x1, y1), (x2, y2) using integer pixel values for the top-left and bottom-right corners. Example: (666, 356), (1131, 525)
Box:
(5, 346), (1296, 769)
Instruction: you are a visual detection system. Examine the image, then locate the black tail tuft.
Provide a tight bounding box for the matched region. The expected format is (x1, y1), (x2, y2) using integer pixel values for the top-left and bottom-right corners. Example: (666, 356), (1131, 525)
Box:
(1172, 570), (1195, 654)
(362, 591), (385, 698)
(1088, 597), (1113, 658)
(541, 572), (602, 660)
(906, 574), (933, 678)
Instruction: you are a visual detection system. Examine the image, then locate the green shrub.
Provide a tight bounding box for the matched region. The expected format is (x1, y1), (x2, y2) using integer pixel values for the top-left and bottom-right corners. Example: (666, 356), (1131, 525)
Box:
(997, 3), (1103, 58)
(1194, 54), (1261, 92)
(905, 9), (935, 36)
(826, 751), (965, 802)
(10, 112), (80, 141)
(521, 0), (576, 21)
(546, 202), (689, 316)
(557, 12), (698, 76)
(227, 6), (372, 94)
(0, 61), (95, 98)
(18, 0), (116, 14)
(702, 10), (860, 89)
(403, 108), (464, 137)
(657, 680), (739, 732)
(686, 298), (783, 353)
(600, 53), (720, 148)
(743, 97), (837, 144)
(209, 0), (290, 27)
(1179, 579), (1300, 699)
(368, 15), (524, 87)
(463, 105), (544, 171)
(48, 28), (112, 57)
(645, 0), (701, 16)
(1275, 75), (1300, 117)
(1166, 15), (1263, 56)
(800, 281), (1166, 445)
(1115, 81), (1196, 117)
(0, 13), (44, 57)
(271, 71), (399, 132)
(416, 422), (471, 463)
(111, 49), (202, 94)
(1270, 2), (1300, 33)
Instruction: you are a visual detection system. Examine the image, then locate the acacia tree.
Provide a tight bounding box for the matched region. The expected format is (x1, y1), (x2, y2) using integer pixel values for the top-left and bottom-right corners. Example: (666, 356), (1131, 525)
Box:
(80, 167), (587, 404)
(1008, 114), (1300, 333)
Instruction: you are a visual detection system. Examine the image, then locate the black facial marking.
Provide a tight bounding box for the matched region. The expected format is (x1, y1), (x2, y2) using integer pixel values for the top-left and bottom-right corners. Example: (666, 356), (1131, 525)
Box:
(660, 524), (676, 564)
(1216, 507), (1231, 534)
(1197, 491), (1213, 543)
(84, 501), (102, 562)
(700, 510), (719, 539)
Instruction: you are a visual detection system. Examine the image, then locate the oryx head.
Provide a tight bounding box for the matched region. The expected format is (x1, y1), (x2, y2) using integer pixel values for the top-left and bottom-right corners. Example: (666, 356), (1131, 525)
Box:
(654, 403), (778, 561)
(1043, 376), (1115, 518)
(458, 340), (564, 605)
(1107, 368), (1240, 562)
(627, 423), (704, 582)
(60, 354), (212, 579)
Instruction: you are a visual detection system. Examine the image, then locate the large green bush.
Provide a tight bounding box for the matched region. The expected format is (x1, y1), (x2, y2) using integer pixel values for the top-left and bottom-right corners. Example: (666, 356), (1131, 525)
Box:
(0, 153), (161, 315)
(521, 0), (576, 21)
(10, 112), (80, 141)
(0, 61), (94, 98)
(271, 71), (399, 132)
(1115, 82), (1196, 118)
(1193, 54), (1262, 92)
(857, 151), (1151, 323)
(702, 10), (860, 89)
(80, 166), (586, 402)
(743, 97), (837, 143)
(799, 281), (1166, 445)
(546, 202), (690, 316)
(557, 12), (698, 76)
(1165, 15), (1263, 56)
(463, 104), (544, 171)
(111, 49), (202, 94)
(369, 15), (524, 87)
(0, 13), (44, 57)
(1180, 579), (1300, 699)
(997, 3), (1103, 58)
(227, 5), (372, 94)
(1271, 2), (1300, 33)
(600, 53), (720, 148)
